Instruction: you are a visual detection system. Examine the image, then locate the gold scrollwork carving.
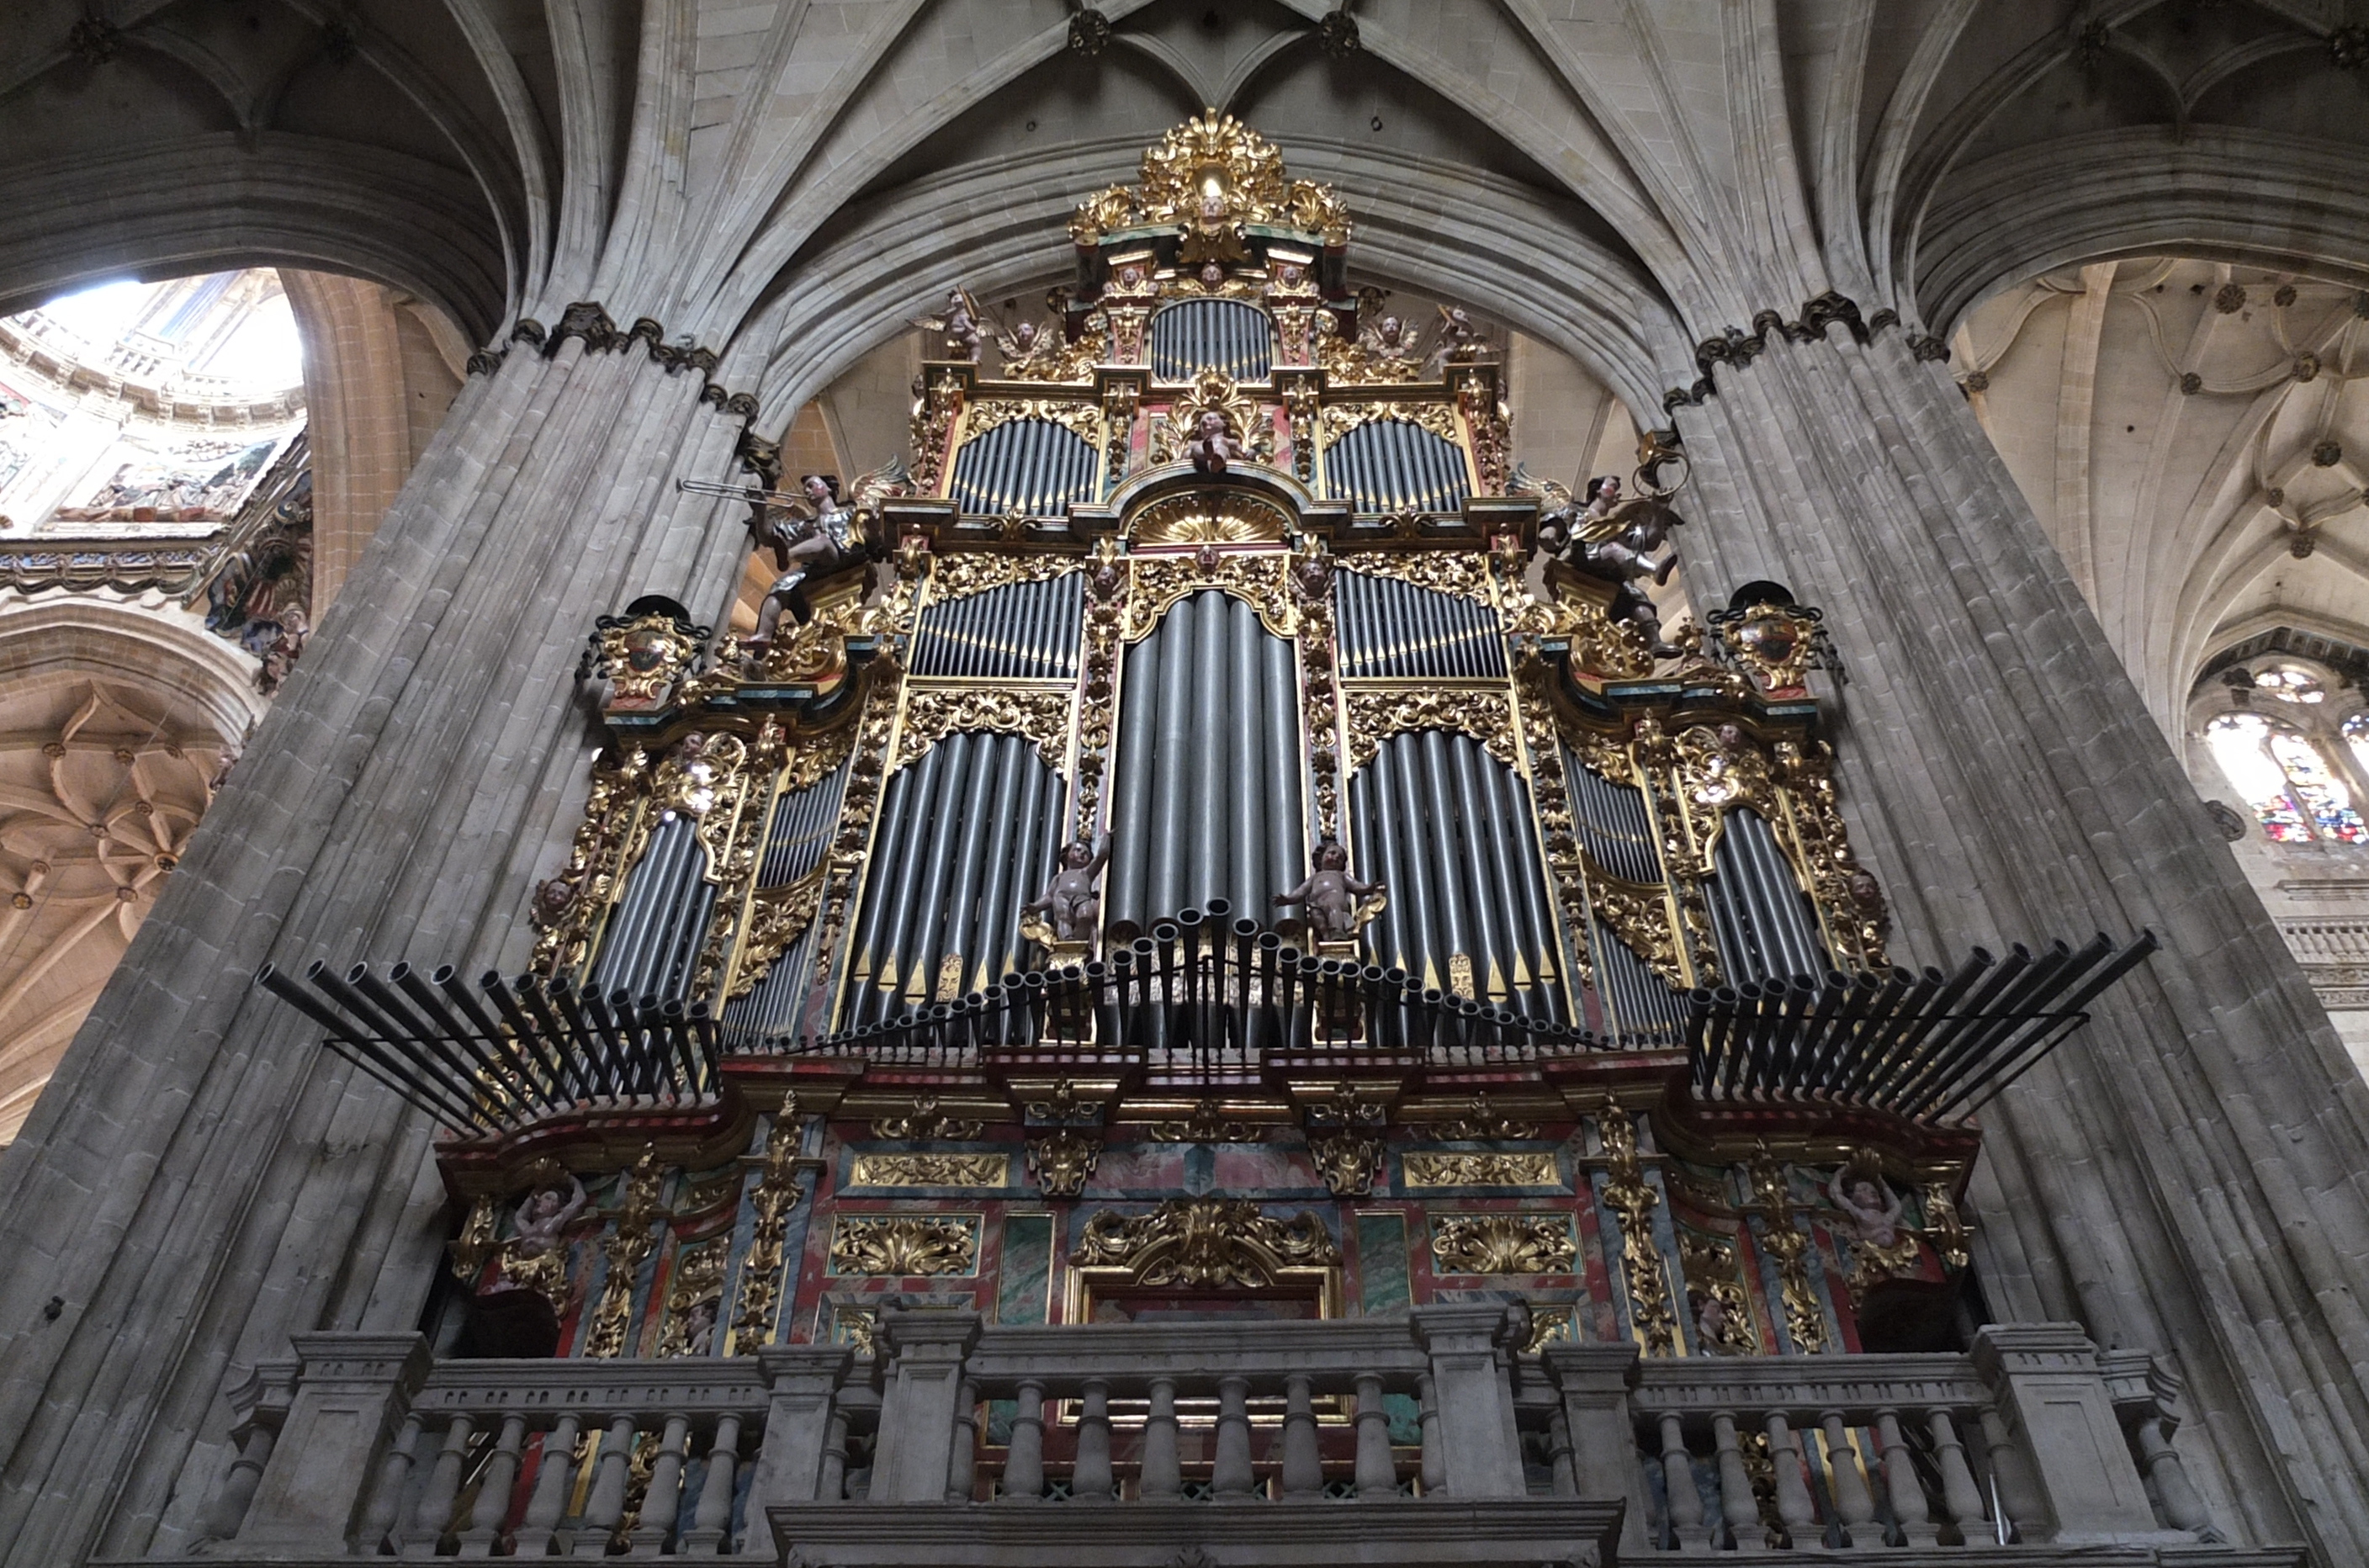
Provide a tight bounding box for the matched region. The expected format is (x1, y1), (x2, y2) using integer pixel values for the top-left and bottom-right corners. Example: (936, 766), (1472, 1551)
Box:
(1509, 654), (1587, 984)
(1342, 688), (1518, 774)
(1411, 1092), (1540, 1142)
(893, 687), (1072, 775)
(927, 550), (1082, 604)
(531, 744), (650, 975)
(1124, 550), (1297, 642)
(1674, 723), (1778, 819)
(827, 1215), (980, 1277)
(690, 721), (791, 999)
(1337, 552), (1495, 605)
(449, 1194), (499, 1285)
(1924, 1180), (1970, 1272)
(1004, 319), (1106, 383)
(871, 1094), (986, 1141)
(1315, 312), (1423, 384)
(1774, 738), (1889, 969)
(1502, 585), (1657, 678)
(1073, 112), (1351, 248)
(961, 397), (1103, 448)
(1068, 1198), (1339, 1288)
(586, 611), (703, 705)
(1129, 490), (1293, 546)
(728, 1096), (805, 1353)
(911, 369), (963, 495)
(1148, 369), (1275, 465)
(1402, 1152), (1561, 1189)
(1585, 864), (1688, 990)
(1746, 1143), (1829, 1354)
(811, 678), (901, 1010)
(1524, 1304), (1578, 1354)
(1454, 368), (1510, 495)
(849, 1152), (1010, 1188)
(1315, 400), (1460, 453)
(1598, 1099), (1677, 1356)
(1027, 1129), (1100, 1197)
(1678, 1232), (1761, 1357)
(586, 1147), (667, 1358)
(656, 1242), (728, 1358)
(1430, 1213), (1577, 1275)
(725, 863), (826, 1001)
(1147, 1099), (1258, 1142)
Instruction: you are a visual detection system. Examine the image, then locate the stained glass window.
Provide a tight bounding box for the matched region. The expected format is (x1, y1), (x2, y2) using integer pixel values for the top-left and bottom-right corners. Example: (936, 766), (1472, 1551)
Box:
(2255, 665), (2327, 704)
(2266, 730), (2367, 843)
(2206, 713), (2314, 841)
(2348, 714), (2369, 787)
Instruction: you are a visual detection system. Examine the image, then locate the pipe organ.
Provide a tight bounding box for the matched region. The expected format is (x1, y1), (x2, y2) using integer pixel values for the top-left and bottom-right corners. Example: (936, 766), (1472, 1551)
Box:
(262, 116), (2153, 1396)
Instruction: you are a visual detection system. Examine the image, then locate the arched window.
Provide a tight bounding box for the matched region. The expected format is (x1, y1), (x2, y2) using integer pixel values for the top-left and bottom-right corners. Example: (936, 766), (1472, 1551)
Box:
(2206, 712), (2367, 843)
(2347, 713), (2369, 782)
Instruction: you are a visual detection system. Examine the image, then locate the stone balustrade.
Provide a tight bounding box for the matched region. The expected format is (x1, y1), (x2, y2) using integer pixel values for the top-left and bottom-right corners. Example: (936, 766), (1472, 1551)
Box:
(187, 1315), (2257, 1565)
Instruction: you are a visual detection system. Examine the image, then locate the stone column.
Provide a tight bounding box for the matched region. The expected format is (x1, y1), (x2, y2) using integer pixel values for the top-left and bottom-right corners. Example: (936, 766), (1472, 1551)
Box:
(743, 1345), (854, 1559)
(1409, 1303), (1525, 1498)
(867, 1310), (983, 1504)
(1544, 1343), (1649, 1555)
(231, 1332), (430, 1558)
(1661, 322), (2369, 1559)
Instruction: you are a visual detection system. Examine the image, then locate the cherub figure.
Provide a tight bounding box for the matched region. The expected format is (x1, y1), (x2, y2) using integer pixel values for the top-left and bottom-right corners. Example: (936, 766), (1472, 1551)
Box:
(1020, 835), (1111, 943)
(909, 287), (983, 361)
(1692, 1290), (1739, 1356)
(745, 473), (856, 658)
(1539, 474), (1688, 657)
(1274, 840), (1386, 941)
(1187, 410), (1240, 476)
(1428, 304), (1488, 368)
(1828, 1162), (1905, 1248)
(681, 1297), (718, 1357)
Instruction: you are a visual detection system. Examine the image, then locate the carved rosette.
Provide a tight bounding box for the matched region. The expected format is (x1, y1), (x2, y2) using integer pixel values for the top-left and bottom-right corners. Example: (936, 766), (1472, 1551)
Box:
(1068, 1198), (1338, 1289)
(1595, 1102), (1677, 1356)
(1429, 1213), (1577, 1275)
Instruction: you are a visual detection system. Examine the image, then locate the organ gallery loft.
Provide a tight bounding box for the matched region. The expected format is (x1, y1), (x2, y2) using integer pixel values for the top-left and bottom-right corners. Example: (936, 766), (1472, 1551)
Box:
(1, 7), (2366, 1568)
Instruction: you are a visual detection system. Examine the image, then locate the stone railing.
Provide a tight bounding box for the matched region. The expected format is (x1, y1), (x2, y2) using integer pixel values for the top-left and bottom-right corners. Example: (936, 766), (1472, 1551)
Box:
(188, 1314), (2264, 1565)
(2279, 918), (2369, 1010)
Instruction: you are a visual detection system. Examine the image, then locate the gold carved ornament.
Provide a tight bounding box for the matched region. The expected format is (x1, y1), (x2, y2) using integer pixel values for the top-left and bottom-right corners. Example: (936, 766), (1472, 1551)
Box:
(1314, 312), (1423, 384)
(1147, 1099), (1257, 1142)
(1291, 545), (1344, 840)
(1027, 1129), (1100, 1198)
(909, 368), (965, 495)
(1314, 400), (1462, 456)
(1123, 550), (1297, 642)
(829, 1215), (981, 1277)
(586, 1147), (668, 1358)
(728, 1094), (805, 1353)
(1430, 1213), (1577, 1275)
(1453, 369), (1511, 495)
(1129, 490), (1292, 547)
(1596, 1099), (1678, 1356)
(1508, 660), (1589, 985)
(1631, 718), (1720, 985)
(450, 1195), (499, 1285)
(1071, 538), (1127, 843)
(810, 677), (902, 1014)
(961, 396), (1104, 449)
(926, 549), (1081, 604)
(1342, 689), (1520, 775)
(850, 1152), (1010, 1188)
(893, 687), (1073, 776)
(1413, 1092), (1540, 1142)
(655, 1242), (728, 1357)
(690, 722), (792, 1000)
(1068, 1197), (1339, 1290)
(587, 611), (704, 705)
(1582, 858), (1689, 992)
(1924, 1180), (1970, 1271)
(1072, 111), (1351, 250)
(1831, 1149), (1924, 1293)
(1337, 552), (1496, 606)
(871, 1094), (986, 1141)
(1303, 1082), (1386, 1198)
(1280, 377), (1320, 484)
(530, 744), (650, 975)
(1147, 369), (1275, 467)
(1102, 380), (1140, 489)
(725, 862), (827, 1002)
(1402, 1152), (1561, 1189)
(1774, 739), (1889, 969)
(1678, 1232), (1762, 1357)
(1002, 318), (1107, 384)
(1524, 1304), (1578, 1354)
(1746, 1142), (1830, 1354)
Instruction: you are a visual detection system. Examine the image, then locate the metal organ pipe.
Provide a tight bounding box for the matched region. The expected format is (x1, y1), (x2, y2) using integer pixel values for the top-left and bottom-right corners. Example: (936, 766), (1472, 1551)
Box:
(1146, 592), (1197, 919)
(1189, 594), (1229, 906)
(1260, 630), (1303, 912)
(902, 735), (979, 1009)
(969, 735), (1027, 993)
(935, 732), (1005, 1001)
(860, 744), (946, 1021)
(1107, 625), (1161, 930)
(1227, 596), (1263, 918)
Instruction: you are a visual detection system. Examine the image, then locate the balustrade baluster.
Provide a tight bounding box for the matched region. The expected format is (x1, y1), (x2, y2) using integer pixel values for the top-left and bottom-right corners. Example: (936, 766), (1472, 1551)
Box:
(516, 1413), (580, 1556)
(1075, 1379), (1116, 1502)
(682, 1413), (741, 1556)
(574, 1414), (639, 1560)
(630, 1413), (692, 1553)
(2133, 1415), (2215, 1536)
(1762, 1412), (1818, 1548)
(1545, 1408), (1577, 1497)
(1212, 1375), (1256, 1499)
(1004, 1380), (1046, 1502)
(819, 1409), (851, 1503)
(947, 1377), (980, 1502)
(359, 1410), (425, 1556)
(1417, 1372), (1444, 1494)
(199, 1420), (276, 1544)
(1142, 1379), (1182, 1500)
(1925, 1407), (1985, 1543)
(1354, 1374), (1396, 1497)
(1658, 1412), (1710, 1550)
(1874, 1408), (1933, 1546)
(1819, 1411), (1878, 1548)
(401, 1413), (473, 1558)
(1976, 1403), (2038, 1543)
(1280, 1374), (1323, 1498)
(456, 1412), (526, 1557)
(1712, 1412), (1762, 1552)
